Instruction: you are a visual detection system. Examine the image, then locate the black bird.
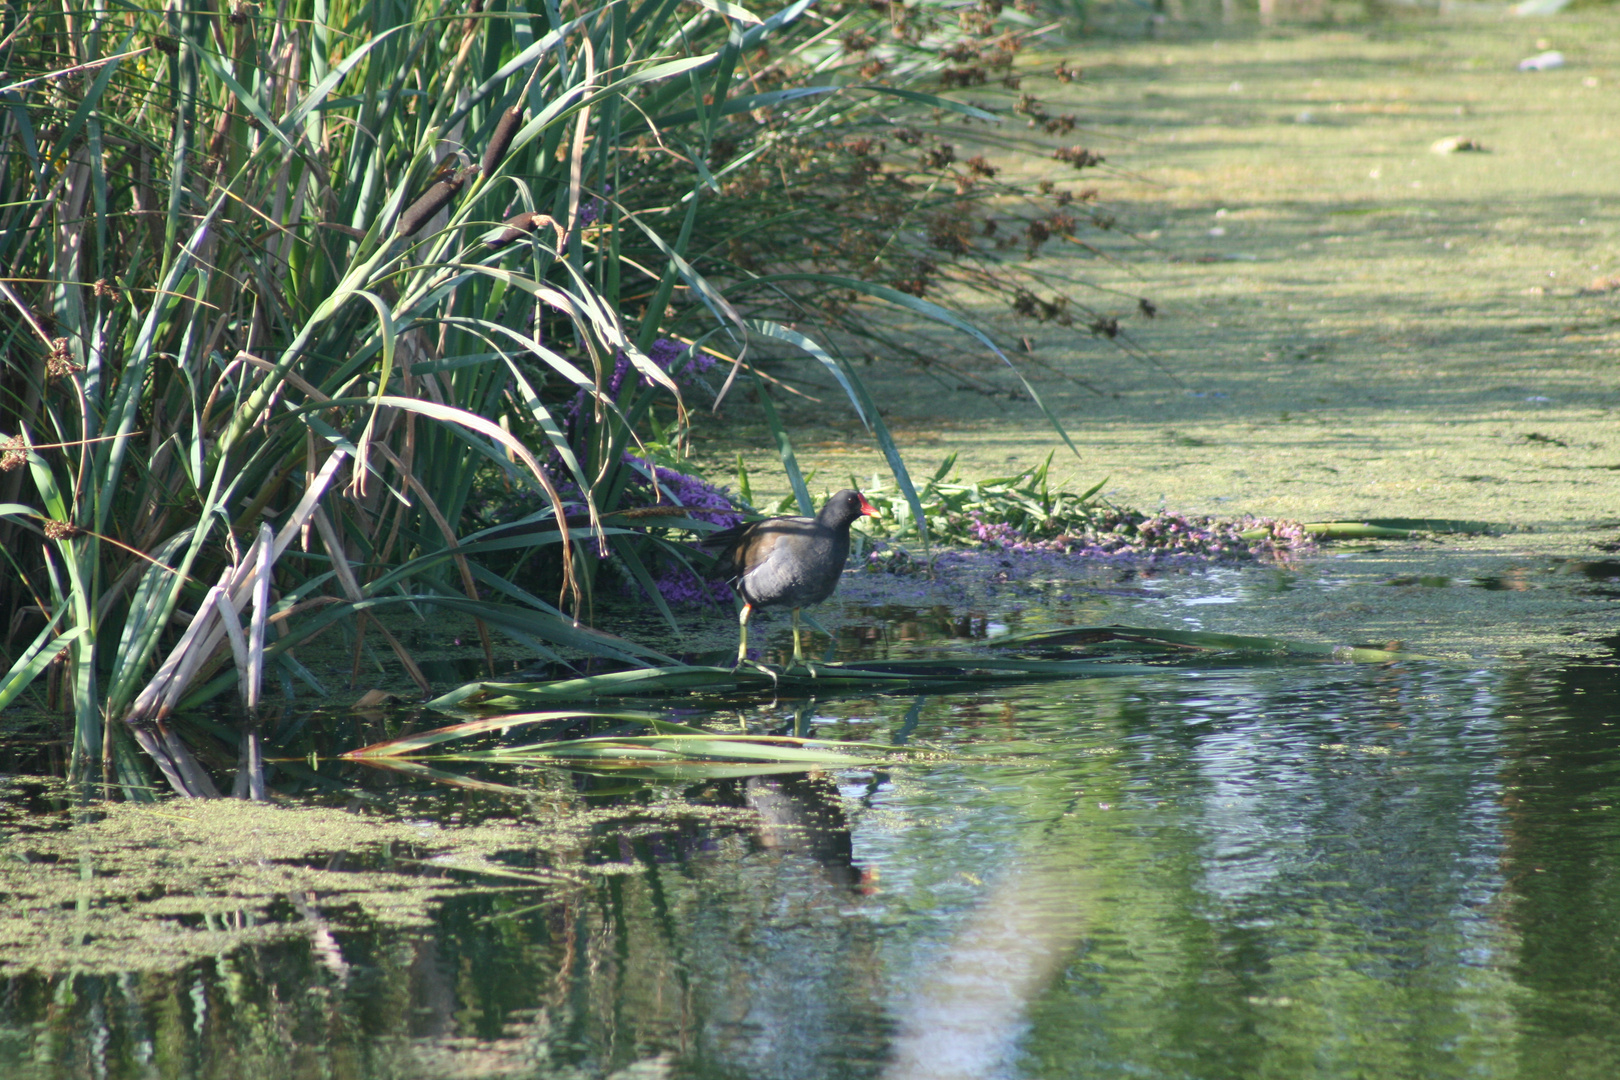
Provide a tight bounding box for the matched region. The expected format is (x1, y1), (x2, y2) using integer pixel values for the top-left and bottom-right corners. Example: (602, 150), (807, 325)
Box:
(703, 489), (877, 667)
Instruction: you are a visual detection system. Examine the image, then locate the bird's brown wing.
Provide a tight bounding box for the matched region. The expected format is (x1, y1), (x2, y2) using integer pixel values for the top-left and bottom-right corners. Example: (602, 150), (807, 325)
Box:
(702, 517), (810, 583)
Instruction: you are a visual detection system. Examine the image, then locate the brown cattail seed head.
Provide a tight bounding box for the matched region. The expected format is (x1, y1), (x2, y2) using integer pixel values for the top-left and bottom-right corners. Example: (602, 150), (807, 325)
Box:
(486, 211), (562, 250)
(397, 171), (468, 237)
(487, 210), (535, 248)
(482, 106), (524, 178)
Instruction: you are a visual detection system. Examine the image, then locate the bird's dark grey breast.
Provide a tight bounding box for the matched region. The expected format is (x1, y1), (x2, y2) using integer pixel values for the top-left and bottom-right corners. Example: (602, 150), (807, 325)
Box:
(735, 518), (851, 609)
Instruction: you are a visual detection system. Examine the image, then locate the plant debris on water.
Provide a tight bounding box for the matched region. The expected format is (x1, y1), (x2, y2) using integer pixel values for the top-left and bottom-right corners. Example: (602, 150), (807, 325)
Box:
(856, 454), (1317, 561)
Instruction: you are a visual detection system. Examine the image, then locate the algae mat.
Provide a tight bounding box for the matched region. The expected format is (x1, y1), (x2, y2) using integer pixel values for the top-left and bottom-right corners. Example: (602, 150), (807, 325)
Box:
(691, 11), (1620, 533)
(0, 789), (761, 974)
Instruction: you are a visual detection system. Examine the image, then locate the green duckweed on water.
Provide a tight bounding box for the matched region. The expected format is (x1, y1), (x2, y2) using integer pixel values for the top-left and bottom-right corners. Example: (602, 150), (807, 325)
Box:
(0, 788), (760, 976)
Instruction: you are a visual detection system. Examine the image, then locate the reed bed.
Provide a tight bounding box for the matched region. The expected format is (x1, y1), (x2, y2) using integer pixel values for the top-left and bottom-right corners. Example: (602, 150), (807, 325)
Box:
(1, 0), (1141, 795)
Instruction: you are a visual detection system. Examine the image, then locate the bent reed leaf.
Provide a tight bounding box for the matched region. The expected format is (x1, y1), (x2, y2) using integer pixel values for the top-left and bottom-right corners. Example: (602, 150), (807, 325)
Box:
(344, 710), (671, 757)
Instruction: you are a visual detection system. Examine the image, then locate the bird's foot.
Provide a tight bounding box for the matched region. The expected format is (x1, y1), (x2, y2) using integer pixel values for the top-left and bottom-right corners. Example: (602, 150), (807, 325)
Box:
(734, 657), (781, 689)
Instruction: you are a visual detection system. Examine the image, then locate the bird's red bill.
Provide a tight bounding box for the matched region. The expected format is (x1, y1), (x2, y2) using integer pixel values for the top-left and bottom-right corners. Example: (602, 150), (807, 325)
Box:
(858, 494), (878, 516)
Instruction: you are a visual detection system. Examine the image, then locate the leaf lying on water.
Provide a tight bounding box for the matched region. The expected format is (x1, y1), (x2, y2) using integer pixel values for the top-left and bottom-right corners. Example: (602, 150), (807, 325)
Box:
(343, 710), (699, 758)
(428, 658), (1158, 711)
(988, 624), (1421, 662)
(481, 734), (907, 765)
(347, 718), (927, 783)
(426, 631), (1423, 711)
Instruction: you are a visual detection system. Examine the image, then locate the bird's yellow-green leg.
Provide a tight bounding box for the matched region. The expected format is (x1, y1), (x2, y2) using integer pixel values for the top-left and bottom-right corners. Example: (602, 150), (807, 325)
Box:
(791, 608), (821, 675)
(735, 602), (753, 668)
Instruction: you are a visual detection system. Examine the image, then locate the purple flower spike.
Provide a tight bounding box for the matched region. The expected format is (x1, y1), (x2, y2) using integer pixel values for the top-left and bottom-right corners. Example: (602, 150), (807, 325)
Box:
(567, 338), (716, 428)
(622, 453), (742, 529)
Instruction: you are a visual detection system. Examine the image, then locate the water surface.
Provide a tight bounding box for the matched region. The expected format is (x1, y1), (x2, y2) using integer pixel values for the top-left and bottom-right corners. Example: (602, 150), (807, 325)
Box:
(3, 555), (1618, 1080)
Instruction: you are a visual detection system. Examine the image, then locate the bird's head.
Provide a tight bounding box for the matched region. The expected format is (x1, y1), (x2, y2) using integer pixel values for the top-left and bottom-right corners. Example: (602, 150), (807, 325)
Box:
(822, 489), (879, 527)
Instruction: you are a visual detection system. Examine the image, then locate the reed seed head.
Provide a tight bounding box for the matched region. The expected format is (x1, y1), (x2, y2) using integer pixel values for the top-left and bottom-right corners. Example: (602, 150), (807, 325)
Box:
(45, 338), (81, 378)
(397, 171), (468, 237)
(481, 106), (524, 178)
(1, 434), (28, 472)
(1054, 145), (1104, 169)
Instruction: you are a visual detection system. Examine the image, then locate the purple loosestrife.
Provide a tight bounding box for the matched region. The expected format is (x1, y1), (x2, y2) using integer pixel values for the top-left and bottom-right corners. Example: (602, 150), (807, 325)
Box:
(643, 566), (735, 606)
(621, 454), (743, 530)
(569, 338), (716, 430)
(615, 455), (743, 606)
(576, 189), (609, 227)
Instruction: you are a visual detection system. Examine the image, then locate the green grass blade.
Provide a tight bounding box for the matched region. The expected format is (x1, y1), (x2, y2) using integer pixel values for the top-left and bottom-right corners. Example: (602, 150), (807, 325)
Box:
(428, 665), (753, 709)
(835, 354), (929, 548)
(651, 85), (836, 128)
(853, 85), (1000, 121)
(694, 0), (763, 23)
(607, 532), (682, 632)
(745, 319), (866, 426)
(0, 619), (80, 712)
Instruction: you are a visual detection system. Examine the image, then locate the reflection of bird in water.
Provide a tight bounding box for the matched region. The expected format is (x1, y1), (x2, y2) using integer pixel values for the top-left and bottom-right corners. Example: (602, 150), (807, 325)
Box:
(745, 773), (862, 889)
(703, 490), (877, 667)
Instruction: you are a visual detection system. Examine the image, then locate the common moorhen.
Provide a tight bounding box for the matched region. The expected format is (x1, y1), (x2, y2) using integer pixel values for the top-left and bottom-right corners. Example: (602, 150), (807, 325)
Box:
(703, 489), (878, 667)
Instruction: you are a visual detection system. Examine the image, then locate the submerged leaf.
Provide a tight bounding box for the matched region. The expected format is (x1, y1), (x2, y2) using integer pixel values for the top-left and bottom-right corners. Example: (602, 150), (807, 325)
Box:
(989, 624), (1422, 662)
(344, 710), (702, 757)
(429, 658), (1159, 711)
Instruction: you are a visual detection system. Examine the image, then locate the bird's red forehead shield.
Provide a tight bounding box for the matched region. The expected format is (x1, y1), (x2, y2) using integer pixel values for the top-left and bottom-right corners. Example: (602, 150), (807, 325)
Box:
(858, 494), (878, 516)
